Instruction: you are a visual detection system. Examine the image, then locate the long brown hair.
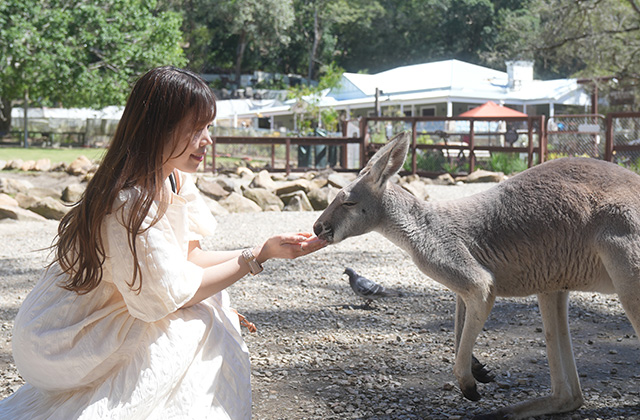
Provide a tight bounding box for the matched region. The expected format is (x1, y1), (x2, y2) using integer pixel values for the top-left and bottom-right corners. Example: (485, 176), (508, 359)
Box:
(55, 66), (216, 294)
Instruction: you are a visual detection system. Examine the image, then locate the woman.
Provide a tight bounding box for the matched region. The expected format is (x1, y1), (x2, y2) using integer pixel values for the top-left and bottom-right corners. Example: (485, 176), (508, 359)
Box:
(0, 66), (325, 419)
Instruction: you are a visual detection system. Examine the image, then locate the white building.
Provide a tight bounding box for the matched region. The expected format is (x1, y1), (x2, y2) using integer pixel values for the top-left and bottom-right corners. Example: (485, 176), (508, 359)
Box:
(214, 59), (591, 132)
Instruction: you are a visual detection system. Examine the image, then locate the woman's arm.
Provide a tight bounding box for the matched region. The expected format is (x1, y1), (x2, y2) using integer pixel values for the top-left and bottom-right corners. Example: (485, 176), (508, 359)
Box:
(181, 233), (326, 308)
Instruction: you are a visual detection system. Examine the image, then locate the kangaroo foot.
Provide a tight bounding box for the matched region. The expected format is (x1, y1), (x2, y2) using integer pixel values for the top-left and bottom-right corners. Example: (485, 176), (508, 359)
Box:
(472, 355), (495, 383)
(461, 382), (482, 401)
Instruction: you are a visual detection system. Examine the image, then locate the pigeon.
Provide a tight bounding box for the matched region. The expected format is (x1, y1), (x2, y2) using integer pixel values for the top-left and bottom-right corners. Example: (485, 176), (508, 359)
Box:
(344, 267), (401, 307)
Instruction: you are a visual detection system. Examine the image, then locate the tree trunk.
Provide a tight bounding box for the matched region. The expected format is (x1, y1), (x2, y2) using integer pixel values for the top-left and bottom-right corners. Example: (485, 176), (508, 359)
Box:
(234, 29), (248, 86)
(23, 89), (29, 149)
(0, 98), (11, 136)
(308, 7), (321, 82)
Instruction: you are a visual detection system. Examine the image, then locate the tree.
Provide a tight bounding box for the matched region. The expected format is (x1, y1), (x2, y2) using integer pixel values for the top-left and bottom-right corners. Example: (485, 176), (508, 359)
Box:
(213, 0), (295, 85)
(0, 0), (186, 142)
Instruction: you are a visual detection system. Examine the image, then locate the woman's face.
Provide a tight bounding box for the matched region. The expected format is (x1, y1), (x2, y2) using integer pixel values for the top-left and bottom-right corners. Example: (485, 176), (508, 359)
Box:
(164, 121), (213, 176)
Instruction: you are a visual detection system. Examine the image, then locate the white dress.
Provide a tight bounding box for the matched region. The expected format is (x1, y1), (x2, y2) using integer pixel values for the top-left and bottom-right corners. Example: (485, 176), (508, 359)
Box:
(0, 173), (251, 420)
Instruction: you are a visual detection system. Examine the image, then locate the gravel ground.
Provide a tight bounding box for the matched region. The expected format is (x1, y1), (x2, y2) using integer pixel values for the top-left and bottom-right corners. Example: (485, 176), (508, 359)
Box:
(1, 181), (639, 419)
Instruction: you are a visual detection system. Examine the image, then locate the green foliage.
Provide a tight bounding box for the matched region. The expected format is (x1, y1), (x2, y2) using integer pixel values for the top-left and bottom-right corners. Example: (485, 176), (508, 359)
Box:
(488, 152), (528, 174)
(287, 63), (344, 133)
(0, 0), (186, 109)
(403, 149), (446, 173)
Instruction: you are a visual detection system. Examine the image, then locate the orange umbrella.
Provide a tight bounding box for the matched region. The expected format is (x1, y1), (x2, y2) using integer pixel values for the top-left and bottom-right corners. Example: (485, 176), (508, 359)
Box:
(459, 101), (527, 117)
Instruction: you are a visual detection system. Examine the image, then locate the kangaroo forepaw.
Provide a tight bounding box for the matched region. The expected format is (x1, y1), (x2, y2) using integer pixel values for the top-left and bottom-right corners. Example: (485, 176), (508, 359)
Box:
(462, 383), (482, 402)
(472, 355), (495, 383)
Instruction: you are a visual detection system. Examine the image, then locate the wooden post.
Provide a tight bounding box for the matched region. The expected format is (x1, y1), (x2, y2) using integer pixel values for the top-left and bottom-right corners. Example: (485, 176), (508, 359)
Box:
(469, 120), (475, 173)
(211, 138), (217, 173)
(285, 137), (291, 175)
(605, 114), (614, 162)
(411, 120), (417, 175)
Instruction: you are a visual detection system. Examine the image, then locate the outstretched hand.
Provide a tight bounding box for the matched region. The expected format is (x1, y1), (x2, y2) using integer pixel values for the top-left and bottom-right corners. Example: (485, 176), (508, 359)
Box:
(255, 232), (327, 263)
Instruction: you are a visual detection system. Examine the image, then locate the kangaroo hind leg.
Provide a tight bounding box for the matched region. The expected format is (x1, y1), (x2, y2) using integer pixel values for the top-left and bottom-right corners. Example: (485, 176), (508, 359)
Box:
(474, 291), (583, 420)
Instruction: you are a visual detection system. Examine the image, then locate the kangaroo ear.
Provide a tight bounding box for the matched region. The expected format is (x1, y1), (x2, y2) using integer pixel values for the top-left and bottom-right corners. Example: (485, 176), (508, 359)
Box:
(363, 131), (410, 187)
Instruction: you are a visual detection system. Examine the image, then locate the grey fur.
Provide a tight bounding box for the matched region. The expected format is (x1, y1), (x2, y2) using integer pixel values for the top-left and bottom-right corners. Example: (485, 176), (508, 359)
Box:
(314, 132), (640, 419)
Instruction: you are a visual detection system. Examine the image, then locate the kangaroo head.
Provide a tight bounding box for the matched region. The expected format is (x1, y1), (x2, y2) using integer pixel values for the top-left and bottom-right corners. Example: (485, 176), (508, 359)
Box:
(314, 131), (411, 243)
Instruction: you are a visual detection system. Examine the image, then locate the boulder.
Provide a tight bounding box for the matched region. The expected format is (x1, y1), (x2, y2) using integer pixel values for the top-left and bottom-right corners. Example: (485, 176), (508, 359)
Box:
(307, 186), (340, 210)
(28, 187), (62, 199)
(196, 177), (230, 200)
(0, 193), (19, 207)
(5, 159), (24, 170)
(0, 204), (47, 221)
(236, 167), (254, 179)
(275, 179), (311, 196)
(242, 188), (284, 211)
(62, 183), (86, 203)
(66, 155), (93, 176)
(0, 160), (6, 170)
(219, 192), (262, 213)
(281, 191), (314, 212)
(14, 193), (39, 209)
(200, 195), (230, 216)
(28, 197), (70, 220)
(465, 169), (505, 183)
(20, 160), (36, 171)
(0, 177), (35, 195)
(34, 158), (52, 172)
(401, 179), (430, 201)
(435, 173), (456, 185)
(327, 173), (352, 189)
(250, 170), (278, 191)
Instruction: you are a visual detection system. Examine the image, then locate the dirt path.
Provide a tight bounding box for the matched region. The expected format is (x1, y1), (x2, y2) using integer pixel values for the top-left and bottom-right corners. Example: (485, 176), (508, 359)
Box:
(0, 181), (638, 419)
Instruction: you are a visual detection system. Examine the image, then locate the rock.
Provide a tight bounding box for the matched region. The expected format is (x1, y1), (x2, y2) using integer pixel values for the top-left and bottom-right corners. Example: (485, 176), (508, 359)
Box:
(250, 170), (278, 191)
(242, 188), (284, 211)
(5, 159), (24, 170)
(236, 167), (254, 179)
(61, 183), (86, 203)
(14, 193), (39, 209)
(401, 179), (429, 201)
(435, 173), (456, 185)
(27, 187), (62, 199)
(0, 194), (19, 207)
(200, 195), (229, 216)
(307, 186), (339, 210)
(281, 191), (314, 211)
(219, 192), (262, 213)
(19, 160), (36, 171)
(465, 169), (505, 183)
(0, 160), (6, 170)
(327, 173), (352, 189)
(276, 179), (311, 196)
(28, 197), (70, 220)
(50, 162), (68, 172)
(33, 158), (52, 172)
(66, 155), (93, 176)
(0, 204), (47, 221)
(0, 177), (35, 195)
(196, 177), (230, 200)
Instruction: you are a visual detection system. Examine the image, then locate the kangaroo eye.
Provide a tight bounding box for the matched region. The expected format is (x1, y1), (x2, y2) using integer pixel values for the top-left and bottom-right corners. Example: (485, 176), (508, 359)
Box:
(343, 201), (357, 207)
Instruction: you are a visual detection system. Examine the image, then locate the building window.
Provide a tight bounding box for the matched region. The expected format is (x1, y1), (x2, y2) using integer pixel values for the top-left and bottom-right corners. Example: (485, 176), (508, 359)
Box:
(404, 110), (412, 117)
(258, 117), (270, 129)
(421, 107), (435, 116)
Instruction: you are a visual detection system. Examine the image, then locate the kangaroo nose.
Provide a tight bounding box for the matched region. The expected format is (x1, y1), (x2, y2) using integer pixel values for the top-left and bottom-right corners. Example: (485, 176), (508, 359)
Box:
(313, 221), (323, 237)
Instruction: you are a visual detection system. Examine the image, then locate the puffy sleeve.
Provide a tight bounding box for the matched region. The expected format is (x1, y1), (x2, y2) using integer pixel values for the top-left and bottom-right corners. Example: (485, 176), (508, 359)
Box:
(105, 189), (204, 323)
(176, 171), (217, 241)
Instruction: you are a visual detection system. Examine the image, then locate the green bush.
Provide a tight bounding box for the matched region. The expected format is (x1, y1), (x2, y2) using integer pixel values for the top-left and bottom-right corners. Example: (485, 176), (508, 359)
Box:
(489, 152), (528, 174)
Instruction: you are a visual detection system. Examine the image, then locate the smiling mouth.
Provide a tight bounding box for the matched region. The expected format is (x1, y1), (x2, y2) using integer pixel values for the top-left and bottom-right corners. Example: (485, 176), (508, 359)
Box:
(191, 154), (205, 162)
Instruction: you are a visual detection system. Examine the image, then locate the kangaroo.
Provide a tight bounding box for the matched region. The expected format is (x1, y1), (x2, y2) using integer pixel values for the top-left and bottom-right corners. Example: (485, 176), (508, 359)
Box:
(313, 132), (640, 419)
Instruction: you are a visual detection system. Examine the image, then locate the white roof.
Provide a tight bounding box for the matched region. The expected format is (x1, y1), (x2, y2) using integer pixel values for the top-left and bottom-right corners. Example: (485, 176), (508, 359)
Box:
(323, 59), (589, 109)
